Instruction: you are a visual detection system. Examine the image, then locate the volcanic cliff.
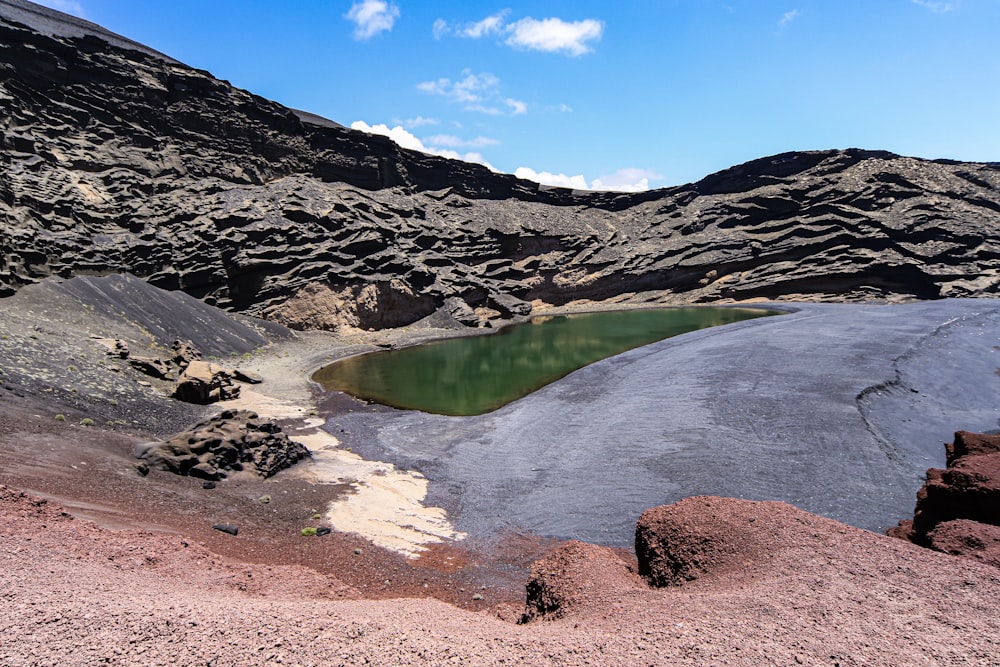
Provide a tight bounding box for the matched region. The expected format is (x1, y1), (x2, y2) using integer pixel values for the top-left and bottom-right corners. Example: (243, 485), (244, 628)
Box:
(2, 0), (998, 330)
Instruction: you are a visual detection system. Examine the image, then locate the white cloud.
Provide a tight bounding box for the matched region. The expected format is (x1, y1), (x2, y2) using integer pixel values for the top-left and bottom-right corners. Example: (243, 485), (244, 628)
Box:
(504, 98), (528, 115)
(515, 166), (660, 192)
(460, 11), (509, 38)
(438, 12), (603, 56)
(351, 121), (425, 152)
(345, 0), (400, 40)
(418, 70), (527, 116)
(417, 71), (500, 104)
(505, 17), (604, 56)
(911, 0), (959, 12)
(514, 167), (589, 190)
(423, 134), (500, 148)
(778, 9), (799, 28)
(402, 116), (439, 128)
(350, 121), (497, 171)
(432, 18), (449, 39)
(591, 168), (663, 192)
(32, 0), (85, 17)
(559, 103), (573, 113)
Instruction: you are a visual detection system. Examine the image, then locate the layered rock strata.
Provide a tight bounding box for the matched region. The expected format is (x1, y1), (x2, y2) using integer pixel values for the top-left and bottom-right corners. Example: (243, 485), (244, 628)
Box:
(1, 2), (999, 331)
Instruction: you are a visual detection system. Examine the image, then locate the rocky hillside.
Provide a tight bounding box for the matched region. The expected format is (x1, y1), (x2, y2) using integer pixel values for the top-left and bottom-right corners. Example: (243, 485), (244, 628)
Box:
(2, 1), (999, 329)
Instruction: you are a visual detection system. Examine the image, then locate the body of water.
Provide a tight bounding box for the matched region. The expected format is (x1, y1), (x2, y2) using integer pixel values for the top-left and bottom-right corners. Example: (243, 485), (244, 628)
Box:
(313, 307), (777, 415)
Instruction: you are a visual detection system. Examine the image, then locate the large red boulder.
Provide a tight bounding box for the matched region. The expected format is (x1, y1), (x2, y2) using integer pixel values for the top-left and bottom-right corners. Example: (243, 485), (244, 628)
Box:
(891, 430), (1000, 569)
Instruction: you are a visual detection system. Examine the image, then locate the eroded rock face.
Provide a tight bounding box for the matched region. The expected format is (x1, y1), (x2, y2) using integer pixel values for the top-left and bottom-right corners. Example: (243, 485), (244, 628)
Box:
(890, 431), (1000, 568)
(1, 6), (999, 328)
(136, 409), (309, 480)
(265, 279), (436, 332)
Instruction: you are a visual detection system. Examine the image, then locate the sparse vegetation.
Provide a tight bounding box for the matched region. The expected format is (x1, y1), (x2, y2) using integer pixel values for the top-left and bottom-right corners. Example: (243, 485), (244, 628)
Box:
(54, 414), (65, 421)
(300, 527), (317, 536)
(79, 417), (94, 427)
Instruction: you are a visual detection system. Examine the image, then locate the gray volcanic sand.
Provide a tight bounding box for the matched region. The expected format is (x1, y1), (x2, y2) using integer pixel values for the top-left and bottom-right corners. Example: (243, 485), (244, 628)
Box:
(326, 299), (1000, 547)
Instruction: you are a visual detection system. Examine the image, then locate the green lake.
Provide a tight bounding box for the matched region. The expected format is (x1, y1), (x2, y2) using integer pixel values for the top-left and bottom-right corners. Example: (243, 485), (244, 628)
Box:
(312, 307), (778, 416)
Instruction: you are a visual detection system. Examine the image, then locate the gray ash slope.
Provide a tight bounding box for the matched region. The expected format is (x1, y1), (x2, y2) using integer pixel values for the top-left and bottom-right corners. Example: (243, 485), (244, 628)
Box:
(2, 1), (999, 325)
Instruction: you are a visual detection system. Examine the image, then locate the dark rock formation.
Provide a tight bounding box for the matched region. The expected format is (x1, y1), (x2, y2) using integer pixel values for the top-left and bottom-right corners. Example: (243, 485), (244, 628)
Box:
(1, 2), (999, 330)
(171, 360), (240, 404)
(890, 431), (1000, 568)
(136, 409), (309, 480)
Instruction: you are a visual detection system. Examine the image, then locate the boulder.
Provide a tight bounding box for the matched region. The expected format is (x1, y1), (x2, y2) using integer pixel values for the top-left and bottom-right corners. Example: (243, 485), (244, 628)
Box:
(136, 409), (310, 480)
(127, 356), (177, 381)
(891, 430), (1000, 569)
(172, 360), (240, 404)
(169, 339), (202, 368)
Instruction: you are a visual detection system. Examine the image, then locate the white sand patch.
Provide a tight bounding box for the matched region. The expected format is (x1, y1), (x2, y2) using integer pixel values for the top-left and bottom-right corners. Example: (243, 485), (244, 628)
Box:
(219, 388), (310, 420)
(294, 431), (466, 558)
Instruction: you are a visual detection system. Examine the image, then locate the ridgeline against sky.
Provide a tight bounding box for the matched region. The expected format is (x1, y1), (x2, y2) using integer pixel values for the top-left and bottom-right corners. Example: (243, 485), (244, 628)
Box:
(30, 0), (1000, 190)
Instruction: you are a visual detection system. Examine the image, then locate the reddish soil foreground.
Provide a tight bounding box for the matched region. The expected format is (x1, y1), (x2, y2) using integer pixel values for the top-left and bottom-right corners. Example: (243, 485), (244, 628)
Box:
(3, 478), (1000, 666)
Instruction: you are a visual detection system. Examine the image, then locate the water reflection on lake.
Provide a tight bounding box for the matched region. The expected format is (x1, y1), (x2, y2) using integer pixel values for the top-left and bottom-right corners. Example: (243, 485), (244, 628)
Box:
(312, 307), (777, 415)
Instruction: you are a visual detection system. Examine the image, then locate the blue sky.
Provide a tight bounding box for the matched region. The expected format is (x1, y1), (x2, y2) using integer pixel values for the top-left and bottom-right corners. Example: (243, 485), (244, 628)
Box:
(35, 0), (1000, 190)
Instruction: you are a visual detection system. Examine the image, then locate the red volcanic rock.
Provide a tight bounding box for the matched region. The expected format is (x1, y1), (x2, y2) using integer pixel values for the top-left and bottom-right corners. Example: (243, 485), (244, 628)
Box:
(911, 432), (1000, 537)
(927, 519), (1000, 569)
(892, 430), (1000, 568)
(522, 540), (642, 620)
(634, 496), (848, 587)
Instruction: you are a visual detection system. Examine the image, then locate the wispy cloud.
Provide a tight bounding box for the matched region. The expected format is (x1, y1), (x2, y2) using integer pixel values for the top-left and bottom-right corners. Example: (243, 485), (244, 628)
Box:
(32, 0), (86, 17)
(417, 71), (500, 104)
(460, 11), (509, 38)
(422, 134), (500, 149)
(778, 9), (799, 29)
(911, 0), (959, 12)
(351, 121), (497, 171)
(401, 116), (439, 128)
(435, 12), (604, 56)
(504, 98), (528, 115)
(345, 0), (400, 40)
(432, 18), (449, 39)
(417, 70), (527, 116)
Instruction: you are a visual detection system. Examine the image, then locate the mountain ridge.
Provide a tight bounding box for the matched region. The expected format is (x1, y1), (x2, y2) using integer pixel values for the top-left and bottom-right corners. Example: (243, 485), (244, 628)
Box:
(2, 1), (998, 328)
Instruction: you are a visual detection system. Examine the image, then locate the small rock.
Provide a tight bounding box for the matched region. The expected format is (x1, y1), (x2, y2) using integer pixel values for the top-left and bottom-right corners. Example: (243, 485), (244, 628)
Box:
(134, 463), (149, 477)
(202, 481), (216, 489)
(316, 527), (331, 536)
(233, 368), (263, 384)
(258, 494), (271, 504)
(354, 548), (363, 555)
(212, 523), (238, 536)
(472, 593), (483, 601)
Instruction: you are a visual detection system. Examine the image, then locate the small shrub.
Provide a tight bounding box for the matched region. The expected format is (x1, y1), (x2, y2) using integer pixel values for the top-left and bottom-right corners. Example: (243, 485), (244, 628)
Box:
(79, 417), (94, 427)
(300, 527), (317, 537)
(312, 513), (322, 520)
(54, 414), (66, 422)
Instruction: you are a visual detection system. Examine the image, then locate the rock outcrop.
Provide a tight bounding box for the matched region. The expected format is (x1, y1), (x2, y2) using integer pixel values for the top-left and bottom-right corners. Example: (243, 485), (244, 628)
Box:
(1, 1), (999, 330)
(136, 409), (309, 480)
(890, 430), (1000, 568)
(171, 360), (241, 404)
